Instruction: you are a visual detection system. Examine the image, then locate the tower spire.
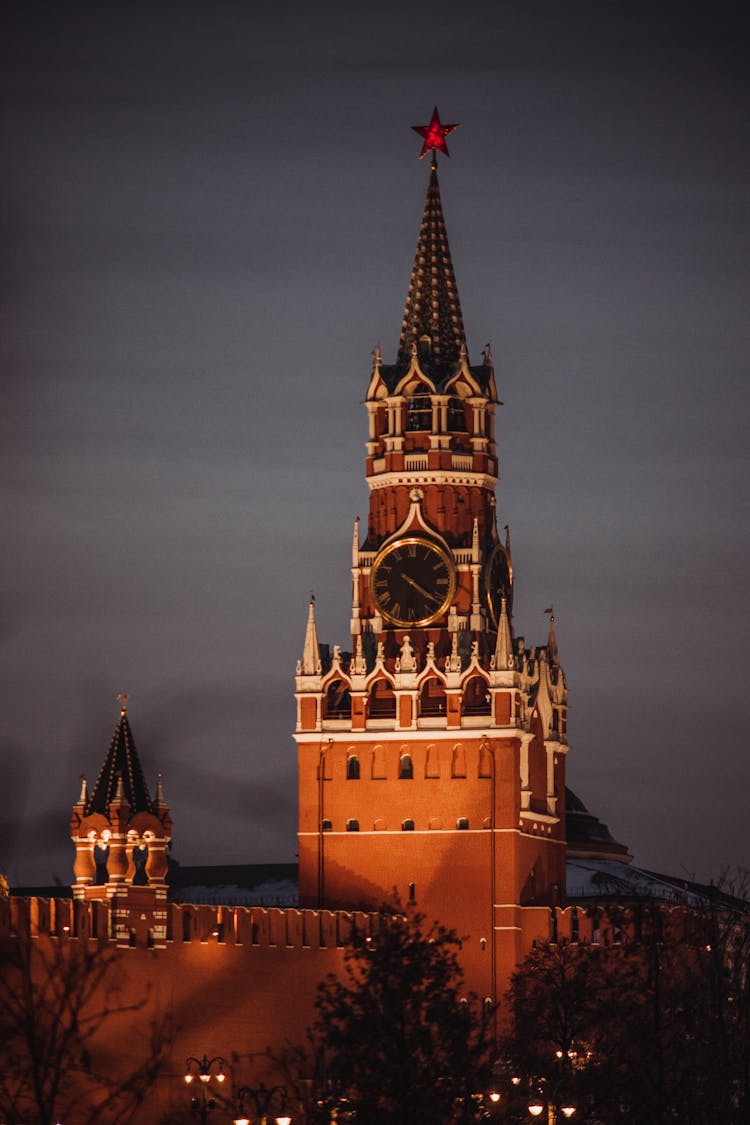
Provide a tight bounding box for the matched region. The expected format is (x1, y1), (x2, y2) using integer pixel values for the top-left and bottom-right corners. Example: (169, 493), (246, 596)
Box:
(300, 596), (321, 675)
(397, 161), (466, 370)
(85, 696), (153, 816)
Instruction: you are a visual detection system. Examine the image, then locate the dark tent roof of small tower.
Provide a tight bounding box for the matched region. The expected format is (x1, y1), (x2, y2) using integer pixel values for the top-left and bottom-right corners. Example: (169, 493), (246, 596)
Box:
(85, 708), (154, 816)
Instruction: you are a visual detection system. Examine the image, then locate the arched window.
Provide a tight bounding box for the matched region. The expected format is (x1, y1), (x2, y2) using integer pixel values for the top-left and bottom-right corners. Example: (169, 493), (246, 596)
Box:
(325, 678), (351, 719)
(451, 745), (467, 778)
(321, 819), (332, 832)
(182, 912), (192, 942)
(447, 396), (467, 432)
(399, 753), (414, 779)
(462, 676), (491, 716)
(406, 384), (432, 431)
(478, 741), (493, 777)
(132, 844), (148, 886)
(347, 755), (360, 780)
(425, 744), (440, 778)
(368, 678), (396, 718)
(94, 844), (109, 885)
(457, 817), (469, 830)
(371, 745), (386, 779)
(419, 676), (445, 717)
(402, 818), (415, 831)
(346, 819), (360, 832)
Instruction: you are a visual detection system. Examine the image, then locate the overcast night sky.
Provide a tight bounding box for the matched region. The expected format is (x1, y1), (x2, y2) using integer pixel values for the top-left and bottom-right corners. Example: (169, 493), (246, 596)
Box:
(2, 1), (748, 887)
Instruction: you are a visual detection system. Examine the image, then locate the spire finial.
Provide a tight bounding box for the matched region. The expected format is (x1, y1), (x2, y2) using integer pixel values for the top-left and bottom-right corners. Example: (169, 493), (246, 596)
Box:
(117, 692), (128, 715)
(545, 607), (560, 666)
(494, 596), (514, 670)
(412, 107), (459, 162)
(300, 597), (322, 676)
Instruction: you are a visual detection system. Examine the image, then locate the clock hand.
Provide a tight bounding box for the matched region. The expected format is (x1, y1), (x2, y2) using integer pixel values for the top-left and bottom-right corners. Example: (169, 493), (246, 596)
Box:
(400, 572), (443, 607)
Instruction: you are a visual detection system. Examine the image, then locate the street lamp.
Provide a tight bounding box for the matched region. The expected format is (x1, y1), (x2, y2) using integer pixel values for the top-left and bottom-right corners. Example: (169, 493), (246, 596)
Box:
(184, 1054), (228, 1123)
(233, 1082), (291, 1125)
(528, 1094), (576, 1123)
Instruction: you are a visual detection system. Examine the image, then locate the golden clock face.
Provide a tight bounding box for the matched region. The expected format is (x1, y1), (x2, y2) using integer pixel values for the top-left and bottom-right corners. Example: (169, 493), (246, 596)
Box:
(370, 537), (456, 627)
(483, 544), (513, 628)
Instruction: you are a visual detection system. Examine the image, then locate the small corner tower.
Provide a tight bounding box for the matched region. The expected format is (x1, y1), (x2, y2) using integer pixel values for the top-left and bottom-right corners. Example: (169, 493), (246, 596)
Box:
(70, 694), (172, 946)
(294, 112), (570, 1001)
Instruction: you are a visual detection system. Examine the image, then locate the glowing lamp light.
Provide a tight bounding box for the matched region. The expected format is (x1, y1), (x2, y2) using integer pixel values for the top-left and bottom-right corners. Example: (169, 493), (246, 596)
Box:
(528, 1103), (545, 1117)
(276, 1116), (292, 1125)
(511, 1076), (521, 1086)
(199, 1073), (210, 1084)
(561, 1107), (577, 1118)
(234, 1118), (251, 1125)
(489, 1091), (501, 1103)
(184, 1074), (194, 1084)
(216, 1072), (226, 1083)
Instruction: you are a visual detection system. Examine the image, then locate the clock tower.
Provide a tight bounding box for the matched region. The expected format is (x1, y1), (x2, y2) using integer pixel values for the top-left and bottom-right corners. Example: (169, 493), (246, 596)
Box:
(295, 113), (569, 1000)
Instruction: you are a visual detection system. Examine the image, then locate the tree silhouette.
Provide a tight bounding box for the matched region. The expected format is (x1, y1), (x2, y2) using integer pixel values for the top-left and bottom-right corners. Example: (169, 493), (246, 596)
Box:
(280, 910), (494, 1125)
(0, 916), (172, 1124)
(501, 890), (750, 1124)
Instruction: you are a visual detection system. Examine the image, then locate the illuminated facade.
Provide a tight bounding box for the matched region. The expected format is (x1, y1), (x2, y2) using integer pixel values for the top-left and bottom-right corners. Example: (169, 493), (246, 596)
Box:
(295, 150), (569, 1000)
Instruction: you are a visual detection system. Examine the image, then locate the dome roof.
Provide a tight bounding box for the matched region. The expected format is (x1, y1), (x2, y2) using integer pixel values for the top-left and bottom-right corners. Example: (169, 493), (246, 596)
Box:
(565, 787), (631, 863)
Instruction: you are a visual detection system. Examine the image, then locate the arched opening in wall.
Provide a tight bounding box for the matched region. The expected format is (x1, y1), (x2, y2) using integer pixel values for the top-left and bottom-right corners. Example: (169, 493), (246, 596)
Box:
(447, 396), (468, 433)
(321, 819), (332, 832)
(462, 676), (491, 716)
(368, 678), (396, 719)
(457, 817), (469, 830)
(128, 929), (136, 948)
(346, 819), (360, 832)
(324, 679), (351, 719)
(182, 912), (192, 942)
(425, 744), (440, 778)
(428, 816), (443, 830)
(346, 755), (360, 780)
(419, 677), (445, 717)
(478, 741), (493, 777)
(406, 383), (432, 431)
(451, 745), (467, 778)
(147, 928), (155, 949)
(373, 818), (387, 831)
(132, 845), (148, 885)
(94, 845), (109, 885)
(371, 745), (386, 779)
(402, 819), (415, 831)
(398, 753), (414, 779)
(571, 906), (580, 943)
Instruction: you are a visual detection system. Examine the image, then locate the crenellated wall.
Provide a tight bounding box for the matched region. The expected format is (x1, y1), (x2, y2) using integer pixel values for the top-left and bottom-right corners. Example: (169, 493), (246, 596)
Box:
(0, 894), (391, 1124)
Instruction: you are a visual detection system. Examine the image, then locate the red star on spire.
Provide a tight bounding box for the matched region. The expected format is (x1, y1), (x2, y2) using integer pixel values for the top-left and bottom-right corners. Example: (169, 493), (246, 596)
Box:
(412, 106), (459, 160)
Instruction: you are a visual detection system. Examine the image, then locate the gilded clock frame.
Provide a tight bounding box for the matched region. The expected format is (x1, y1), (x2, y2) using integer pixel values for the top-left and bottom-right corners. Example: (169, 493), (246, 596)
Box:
(370, 536), (457, 628)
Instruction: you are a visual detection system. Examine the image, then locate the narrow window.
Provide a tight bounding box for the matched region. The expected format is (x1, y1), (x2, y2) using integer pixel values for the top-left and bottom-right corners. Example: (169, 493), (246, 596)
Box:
(408, 882), (416, 902)
(321, 818), (332, 832)
(346, 819), (359, 832)
(182, 912), (192, 942)
(399, 753), (414, 779)
(456, 817), (469, 830)
(571, 906), (579, 943)
(346, 755), (360, 780)
(402, 818), (415, 831)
